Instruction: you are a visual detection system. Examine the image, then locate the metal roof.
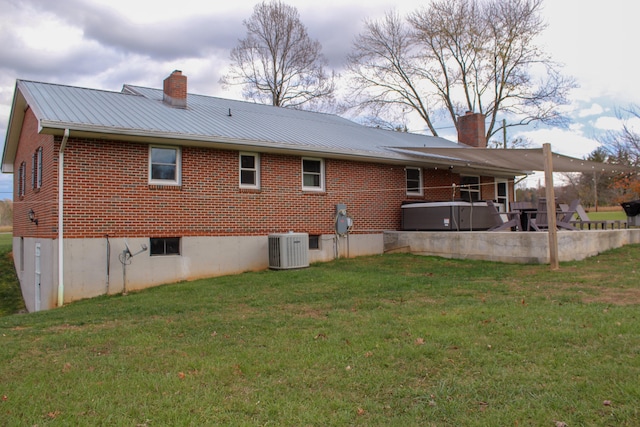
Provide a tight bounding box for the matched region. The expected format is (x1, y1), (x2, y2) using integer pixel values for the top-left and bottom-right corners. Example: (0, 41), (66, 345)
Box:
(4, 79), (496, 173)
(3, 78), (584, 177)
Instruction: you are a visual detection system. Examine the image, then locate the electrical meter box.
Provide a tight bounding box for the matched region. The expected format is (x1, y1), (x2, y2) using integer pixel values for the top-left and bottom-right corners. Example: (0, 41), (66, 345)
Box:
(336, 204), (350, 235)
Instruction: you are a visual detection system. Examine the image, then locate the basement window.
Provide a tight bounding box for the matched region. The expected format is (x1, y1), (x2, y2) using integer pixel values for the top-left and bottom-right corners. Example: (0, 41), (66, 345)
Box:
(309, 235), (320, 250)
(150, 237), (181, 256)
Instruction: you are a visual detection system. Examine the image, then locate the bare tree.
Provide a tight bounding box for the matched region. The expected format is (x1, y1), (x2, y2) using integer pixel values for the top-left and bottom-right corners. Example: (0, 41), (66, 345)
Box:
(345, 11), (438, 134)
(599, 106), (640, 168)
(0, 199), (12, 227)
(220, 0), (335, 109)
(346, 0), (576, 140)
(597, 106), (640, 200)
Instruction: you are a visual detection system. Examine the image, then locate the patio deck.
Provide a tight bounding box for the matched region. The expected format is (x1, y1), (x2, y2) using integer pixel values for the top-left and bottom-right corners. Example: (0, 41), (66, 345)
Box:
(383, 228), (640, 264)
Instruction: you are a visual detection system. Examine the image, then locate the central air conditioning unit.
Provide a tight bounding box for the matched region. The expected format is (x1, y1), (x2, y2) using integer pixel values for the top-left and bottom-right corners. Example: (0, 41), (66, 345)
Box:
(268, 232), (309, 270)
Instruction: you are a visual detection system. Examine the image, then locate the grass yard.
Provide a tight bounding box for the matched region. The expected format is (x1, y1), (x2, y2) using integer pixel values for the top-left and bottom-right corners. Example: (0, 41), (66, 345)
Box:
(585, 210), (628, 221)
(1, 246), (639, 425)
(0, 233), (23, 316)
(0, 232), (12, 251)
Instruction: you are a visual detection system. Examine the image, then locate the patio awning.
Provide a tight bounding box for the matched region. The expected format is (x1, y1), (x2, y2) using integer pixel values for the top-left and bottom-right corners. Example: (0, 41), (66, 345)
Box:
(393, 147), (634, 174)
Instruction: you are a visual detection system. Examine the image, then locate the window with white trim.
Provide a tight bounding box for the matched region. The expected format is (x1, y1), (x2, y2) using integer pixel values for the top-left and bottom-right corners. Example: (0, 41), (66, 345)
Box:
(302, 158), (324, 191)
(406, 167), (423, 196)
(239, 152), (260, 189)
(460, 175), (480, 202)
(149, 146), (181, 185)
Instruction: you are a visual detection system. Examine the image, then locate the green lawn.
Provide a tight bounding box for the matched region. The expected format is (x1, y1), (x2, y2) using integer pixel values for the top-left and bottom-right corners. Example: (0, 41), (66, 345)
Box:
(1, 246), (639, 425)
(0, 233), (23, 316)
(584, 210), (628, 221)
(0, 232), (12, 251)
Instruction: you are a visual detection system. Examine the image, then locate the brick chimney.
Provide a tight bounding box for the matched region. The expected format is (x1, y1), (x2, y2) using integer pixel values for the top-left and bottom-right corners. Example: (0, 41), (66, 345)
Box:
(163, 70), (187, 108)
(457, 111), (486, 148)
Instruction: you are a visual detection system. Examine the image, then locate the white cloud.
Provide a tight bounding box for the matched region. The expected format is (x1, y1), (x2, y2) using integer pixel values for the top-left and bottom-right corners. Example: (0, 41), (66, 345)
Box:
(593, 116), (624, 132)
(516, 127), (600, 159)
(578, 103), (604, 118)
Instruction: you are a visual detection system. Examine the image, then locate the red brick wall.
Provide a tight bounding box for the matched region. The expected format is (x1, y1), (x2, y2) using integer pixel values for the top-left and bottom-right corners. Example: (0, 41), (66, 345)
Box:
(13, 108), (58, 238)
(423, 168), (461, 200)
(14, 117), (509, 239)
(482, 176), (496, 200)
(61, 139), (421, 238)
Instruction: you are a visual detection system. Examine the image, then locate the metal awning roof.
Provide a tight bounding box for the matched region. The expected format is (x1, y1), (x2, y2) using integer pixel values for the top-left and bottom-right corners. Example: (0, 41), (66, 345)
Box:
(396, 147), (634, 174)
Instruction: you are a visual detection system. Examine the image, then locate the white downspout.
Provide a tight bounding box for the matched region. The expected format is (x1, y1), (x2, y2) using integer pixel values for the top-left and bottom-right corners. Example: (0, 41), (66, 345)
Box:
(57, 129), (69, 307)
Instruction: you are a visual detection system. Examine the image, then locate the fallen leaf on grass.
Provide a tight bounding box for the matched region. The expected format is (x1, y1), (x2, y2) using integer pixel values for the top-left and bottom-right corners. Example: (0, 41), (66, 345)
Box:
(2, 395), (7, 401)
(415, 338), (425, 345)
(554, 421), (567, 427)
(178, 372), (186, 379)
(357, 407), (366, 416)
(47, 411), (61, 419)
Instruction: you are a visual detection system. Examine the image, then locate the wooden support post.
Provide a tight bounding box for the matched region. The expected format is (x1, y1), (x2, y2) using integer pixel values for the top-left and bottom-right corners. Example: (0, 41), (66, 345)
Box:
(543, 143), (559, 270)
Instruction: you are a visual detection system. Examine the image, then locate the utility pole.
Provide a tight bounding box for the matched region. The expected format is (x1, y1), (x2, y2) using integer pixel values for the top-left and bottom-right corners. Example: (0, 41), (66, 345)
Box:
(593, 171), (599, 212)
(503, 119), (507, 149)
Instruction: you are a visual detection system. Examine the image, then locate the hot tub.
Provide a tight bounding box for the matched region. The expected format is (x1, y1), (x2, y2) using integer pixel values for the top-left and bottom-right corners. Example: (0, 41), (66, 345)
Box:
(401, 201), (495, 231)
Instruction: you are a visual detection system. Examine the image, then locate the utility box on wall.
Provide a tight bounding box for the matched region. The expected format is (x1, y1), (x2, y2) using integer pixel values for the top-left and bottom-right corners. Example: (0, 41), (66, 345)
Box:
(268, 233), (309, 270)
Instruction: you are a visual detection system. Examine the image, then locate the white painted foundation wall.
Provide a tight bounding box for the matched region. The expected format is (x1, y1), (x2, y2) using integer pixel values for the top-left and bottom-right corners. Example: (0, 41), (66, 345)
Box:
(14, 233), (384, 311)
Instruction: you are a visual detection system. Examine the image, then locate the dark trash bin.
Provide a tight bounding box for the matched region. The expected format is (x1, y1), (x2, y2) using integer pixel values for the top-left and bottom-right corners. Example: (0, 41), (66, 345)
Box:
(621, 200), (640, 226)
(621, 200), (640, 216)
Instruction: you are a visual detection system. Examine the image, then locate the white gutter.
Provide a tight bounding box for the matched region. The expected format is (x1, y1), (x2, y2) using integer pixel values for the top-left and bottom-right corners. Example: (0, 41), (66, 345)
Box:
(57, 128), (69, 307)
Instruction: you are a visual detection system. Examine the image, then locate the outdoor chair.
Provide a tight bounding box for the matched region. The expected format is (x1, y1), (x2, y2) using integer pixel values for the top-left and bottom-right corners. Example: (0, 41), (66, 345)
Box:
(486, 200), (521, 231)
(557, 199), (580, 230)
(529, 199), (578, 231)
(569, 203), (627, 230)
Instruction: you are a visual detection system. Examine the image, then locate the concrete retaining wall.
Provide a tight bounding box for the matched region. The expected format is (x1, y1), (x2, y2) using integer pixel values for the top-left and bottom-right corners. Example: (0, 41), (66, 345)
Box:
(383, 229), (640, 263)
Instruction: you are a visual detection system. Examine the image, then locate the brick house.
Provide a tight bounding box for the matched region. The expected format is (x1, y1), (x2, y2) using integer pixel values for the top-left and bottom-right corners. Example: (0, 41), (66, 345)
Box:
(2, 70), (524, 311)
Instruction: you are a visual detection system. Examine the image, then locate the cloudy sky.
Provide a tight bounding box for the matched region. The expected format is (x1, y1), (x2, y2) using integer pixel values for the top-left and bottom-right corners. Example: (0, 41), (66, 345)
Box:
(1, 0), (639, 195)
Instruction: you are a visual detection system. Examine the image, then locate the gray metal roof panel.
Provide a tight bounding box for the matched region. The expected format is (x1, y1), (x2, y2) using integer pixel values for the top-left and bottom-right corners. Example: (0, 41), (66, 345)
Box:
(16, 79), (466, 162)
